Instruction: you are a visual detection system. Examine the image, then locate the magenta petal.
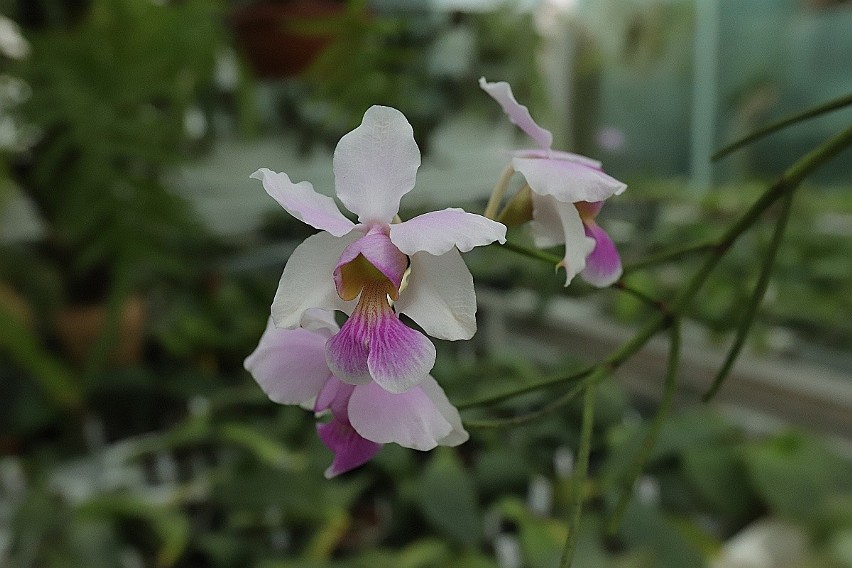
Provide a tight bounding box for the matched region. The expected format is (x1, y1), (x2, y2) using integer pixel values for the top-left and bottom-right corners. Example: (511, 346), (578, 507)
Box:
(325, 316), (372, 385)
(479, 77), (553, 151)
(581, 222), (623, 288)
(315, 377), (356, 420)
(388, 208), (507, 256)
(244, 318), (332, 405)
(367, 315), (436, 394)
(347, 381), (452, 450)
(334, 231), (408, 295)
(367, 318), (436, 395)
(250, 168), (355, 237)
(317, 419), (382, 478)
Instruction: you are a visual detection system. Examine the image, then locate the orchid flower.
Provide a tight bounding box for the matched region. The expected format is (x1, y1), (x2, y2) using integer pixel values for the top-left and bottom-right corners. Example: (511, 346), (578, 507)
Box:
(252, 106), (506, 395)
(244, 310), (468, 478)
(479, 78), (626, 287)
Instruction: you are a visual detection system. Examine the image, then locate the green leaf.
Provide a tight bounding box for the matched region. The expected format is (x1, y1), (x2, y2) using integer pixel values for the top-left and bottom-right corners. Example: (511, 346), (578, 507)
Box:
(744, 432), (852, 523)
(418, 448), (483, 546)
(682, 445), (759, 521)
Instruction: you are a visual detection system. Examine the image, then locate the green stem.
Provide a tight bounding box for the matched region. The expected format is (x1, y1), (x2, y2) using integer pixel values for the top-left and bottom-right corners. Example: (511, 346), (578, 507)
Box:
(457, 364), (595, 410)
(607, 319), (681, 533)
(621, 240), (716, 274)
(484, 164), (516, 219)
(559, 382), (598, 568)
(712, 92), (852, 160)
(702, 189), (796, 401)
(502, 239), (562, 265)
(463, 369), (604, 429)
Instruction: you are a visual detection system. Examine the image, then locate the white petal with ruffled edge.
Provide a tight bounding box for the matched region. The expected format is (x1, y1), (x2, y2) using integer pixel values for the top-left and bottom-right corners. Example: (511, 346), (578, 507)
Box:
(513, 156), (627, 203)
(479, 77), (553, 151)
(250, 168), (355, 237)
(271, 231), (359, 329)
(244, 318), (332, 405)
(388, 208), (506, 256)
(333, 105), (421, 224)
(347, 380), (453, 451)
(536, 195), (595, 286)
(396, 249), (478, 341)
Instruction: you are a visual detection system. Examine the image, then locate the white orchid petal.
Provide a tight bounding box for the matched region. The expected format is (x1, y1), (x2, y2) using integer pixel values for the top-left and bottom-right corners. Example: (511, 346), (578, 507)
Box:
(389, 208), (506, 256)
(396, 249), (477, 341)
(479, 77), (553, 151)
(271, 231), (358, 328)
(513, 156), (627, 203)
(244, 318), (331, 405)
(333, 106), (421, 224)
(250, 168), (354, 237)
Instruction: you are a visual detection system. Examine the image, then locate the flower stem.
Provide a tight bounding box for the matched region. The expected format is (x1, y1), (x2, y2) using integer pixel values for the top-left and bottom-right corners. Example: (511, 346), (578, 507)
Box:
(484, 164), (516, 219)
(502, 239), (561, 264)
(457, 364), (595, 410)
(559, 381), (598, 568)
(702, 189), (796, 401)
(607, 318), (681, 533)
(621, 240), (716, 275)
(712, 91), (852, 160)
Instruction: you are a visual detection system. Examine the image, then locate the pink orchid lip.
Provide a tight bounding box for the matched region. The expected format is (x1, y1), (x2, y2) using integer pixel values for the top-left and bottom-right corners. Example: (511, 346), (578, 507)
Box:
(326, 279), (436, 393)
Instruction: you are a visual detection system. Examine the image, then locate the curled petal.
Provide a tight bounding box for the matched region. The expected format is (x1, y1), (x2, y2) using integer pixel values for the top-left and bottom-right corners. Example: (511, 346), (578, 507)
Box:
(244, 318), (332, 405)
(271, 231), (359, 329)
(534, 194), (595, 286)
(348, 380), (453, 451)
(316, 418), (382, 478)
(333, 106), (421, 224)
(334, 231), (408, 300)
(250, 168), (355, 237)
(515, 148), (602, 170)
(581, 222), (623, 288)
(513, 156), (627, 203)
(396, 249), (477, 341)
(418, 376), (468, 446)
(389, 208), (507, 256)
(479, 77), (553, 151)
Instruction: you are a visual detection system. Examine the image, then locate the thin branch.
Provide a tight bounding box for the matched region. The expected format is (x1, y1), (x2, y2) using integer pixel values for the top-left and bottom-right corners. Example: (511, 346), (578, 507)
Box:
(712, 92), (852, 160)
(559, 382), (598, 568)
(703, 190), (796, 401)
(621, 240), (716, 274)
(607, 319), (681, 533)
(457, 364), (595, 410)
(501, 239), (562, 265)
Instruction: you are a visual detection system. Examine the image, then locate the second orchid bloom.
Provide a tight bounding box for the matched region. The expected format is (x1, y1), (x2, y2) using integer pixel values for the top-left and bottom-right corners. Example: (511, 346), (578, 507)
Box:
(480, 77), (627, 287)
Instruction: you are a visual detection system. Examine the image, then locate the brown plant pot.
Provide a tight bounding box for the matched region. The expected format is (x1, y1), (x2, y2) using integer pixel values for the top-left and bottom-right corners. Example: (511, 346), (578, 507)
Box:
(230, 0), (344, 78)
(55, 295), (147, 366)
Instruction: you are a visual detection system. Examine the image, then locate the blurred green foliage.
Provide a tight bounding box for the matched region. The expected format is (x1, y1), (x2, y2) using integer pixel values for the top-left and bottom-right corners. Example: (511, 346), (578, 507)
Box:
(7, 0), (222, 304)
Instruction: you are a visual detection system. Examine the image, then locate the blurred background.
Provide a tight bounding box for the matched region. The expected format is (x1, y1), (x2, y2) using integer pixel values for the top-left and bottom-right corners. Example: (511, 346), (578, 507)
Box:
(0, 0), (851, 566)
